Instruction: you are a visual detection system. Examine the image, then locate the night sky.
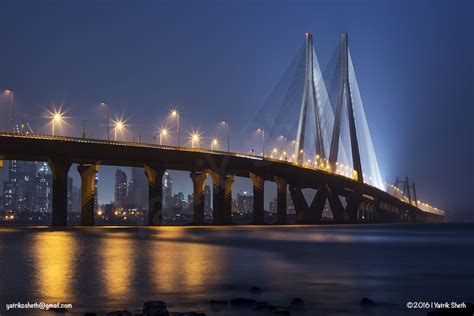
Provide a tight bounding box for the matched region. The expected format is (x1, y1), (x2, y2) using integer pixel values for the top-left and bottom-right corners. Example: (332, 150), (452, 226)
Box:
(0, 0), (472, 218)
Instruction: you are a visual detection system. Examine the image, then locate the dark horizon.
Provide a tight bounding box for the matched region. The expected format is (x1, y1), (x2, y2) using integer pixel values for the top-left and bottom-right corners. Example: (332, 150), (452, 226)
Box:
(0, 0), (472, 219)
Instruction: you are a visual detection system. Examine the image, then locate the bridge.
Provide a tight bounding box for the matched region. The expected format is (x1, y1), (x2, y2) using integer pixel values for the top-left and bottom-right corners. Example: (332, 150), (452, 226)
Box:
(0, 33), (444, 226)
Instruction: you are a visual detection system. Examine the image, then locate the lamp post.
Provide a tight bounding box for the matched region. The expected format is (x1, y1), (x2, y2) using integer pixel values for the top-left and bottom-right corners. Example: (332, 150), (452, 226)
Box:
(257, 128), (265, 157)
(211, 138), (219, 150)
(170, 109), (180, 147)
(50, 110), (64, 136)
(4, 89), (14, 131)
(279, 135), (288, 160)
(222, 120), (230, 152)
(191, 132), (200, 148)
(100, 101), (110, 141)
(159, 128), (168, 145)
(114, 120), (124, 141)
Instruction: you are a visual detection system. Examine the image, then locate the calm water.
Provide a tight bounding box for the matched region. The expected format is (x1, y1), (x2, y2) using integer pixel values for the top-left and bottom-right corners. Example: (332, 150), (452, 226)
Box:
(0, 223), (473, 315)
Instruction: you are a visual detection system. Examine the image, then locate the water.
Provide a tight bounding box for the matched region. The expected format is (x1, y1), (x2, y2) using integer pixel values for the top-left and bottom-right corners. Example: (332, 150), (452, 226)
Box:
(0, 223), (473, 315)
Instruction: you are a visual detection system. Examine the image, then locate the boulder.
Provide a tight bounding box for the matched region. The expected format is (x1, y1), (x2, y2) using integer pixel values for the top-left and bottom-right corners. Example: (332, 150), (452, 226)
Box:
(143, 301), (169, 316)
(290, 298), (304, 307)
(360, 297), (376, 306)
(230, 298), (257, 309)
(250, 286), (263, 294)
(254, 301), (276, 311)
(209, 300), (228, 310)
(274, 310), (291, 316)
(106, 311), (132, 316)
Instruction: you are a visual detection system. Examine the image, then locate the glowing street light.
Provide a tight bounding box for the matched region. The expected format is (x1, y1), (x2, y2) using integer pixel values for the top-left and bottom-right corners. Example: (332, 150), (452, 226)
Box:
(256, 128), (265, 157)
(159, 127), (168, 145)
(100, 101), (110, 141)
(190, 131), (201, 148)
(221, 120), (230, 152)
(170, 108), (180, 147)
(48, 109), (65, 136)
(211, 137), (219, 150)
(113, 119), (125, 141)
(3, 89), (14, 131)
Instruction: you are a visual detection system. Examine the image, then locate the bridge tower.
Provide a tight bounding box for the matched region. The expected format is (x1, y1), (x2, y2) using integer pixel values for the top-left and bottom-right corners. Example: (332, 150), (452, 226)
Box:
(295, 32), (325, 164)
(328, 33), (363, 183)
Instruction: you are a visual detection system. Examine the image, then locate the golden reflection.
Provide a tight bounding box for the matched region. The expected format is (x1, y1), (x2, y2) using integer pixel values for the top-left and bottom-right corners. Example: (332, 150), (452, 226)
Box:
(32, 231), (76, 300)
(150, 227), (224, 293)
(100, 232), (136, 297)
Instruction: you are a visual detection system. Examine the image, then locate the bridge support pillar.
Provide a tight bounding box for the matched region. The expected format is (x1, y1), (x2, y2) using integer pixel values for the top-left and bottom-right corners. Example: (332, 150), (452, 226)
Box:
(49, 158), (72, 226)
(224, 176), (235, 224)
(190, 172), (208, 225)
(208, 171), (233, 225)
(250, 173), (265, 224)
(145, 164), (165, 226)
(274, 176), (287, 224)
(77, 164), (99, 226)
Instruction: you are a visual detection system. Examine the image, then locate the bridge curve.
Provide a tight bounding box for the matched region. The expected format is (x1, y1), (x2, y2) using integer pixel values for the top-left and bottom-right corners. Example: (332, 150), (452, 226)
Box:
(0, 132), (443, 226)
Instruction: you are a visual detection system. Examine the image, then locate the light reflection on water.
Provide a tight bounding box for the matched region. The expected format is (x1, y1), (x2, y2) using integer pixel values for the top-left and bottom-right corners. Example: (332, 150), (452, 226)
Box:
(31, 231), (76, 301)
(0, 223), (473, 315)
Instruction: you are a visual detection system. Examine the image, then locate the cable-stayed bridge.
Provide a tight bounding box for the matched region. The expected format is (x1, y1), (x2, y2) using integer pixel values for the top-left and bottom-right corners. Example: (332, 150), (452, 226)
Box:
(0, 33), (444, 226)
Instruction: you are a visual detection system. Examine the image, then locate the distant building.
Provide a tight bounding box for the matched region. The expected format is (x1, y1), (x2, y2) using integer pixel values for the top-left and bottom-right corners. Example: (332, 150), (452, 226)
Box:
(204, 185), (211, 211)
(115, 169), (128, 207)
(35, 163), (52, 213)
(163, 172), (173, 208)
(269, 197), (277, 213)
(237, 191), (253, 213)
(128, 167), (147, 209)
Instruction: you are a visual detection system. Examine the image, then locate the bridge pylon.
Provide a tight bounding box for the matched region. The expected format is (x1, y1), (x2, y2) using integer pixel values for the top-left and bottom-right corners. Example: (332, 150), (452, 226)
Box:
(295, 32), (326, 164)
(328, 33), (363, 182)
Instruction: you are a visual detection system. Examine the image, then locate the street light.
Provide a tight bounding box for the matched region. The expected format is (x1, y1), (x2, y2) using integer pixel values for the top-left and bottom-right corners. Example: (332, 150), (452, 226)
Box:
(3, 89), (14, 131)
(190, 131), (200, 148)
(113, 119), (125, 141)
(49, 109), (65, 136)
(222, 120), (230, 152)
(256, 128), (265, 157)
(159, 128), (169, 145)
(211, 137), (219, 150)
(100, 101), (110, 141)
(170, 108), (180, 147)
(279, 135), (288, 160)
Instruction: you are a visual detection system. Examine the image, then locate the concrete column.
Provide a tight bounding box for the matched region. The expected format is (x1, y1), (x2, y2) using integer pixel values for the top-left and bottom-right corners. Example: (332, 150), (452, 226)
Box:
(145, 164), (165, 226)
(250, 172), (265, 224)
(224, 175), (235, 224)
(77, 164), (99, 226)
(48, 158), (72, 226)
(190, 172), (207, 225)
(274, 176), (287, 224)
(208, 170), (234, 225)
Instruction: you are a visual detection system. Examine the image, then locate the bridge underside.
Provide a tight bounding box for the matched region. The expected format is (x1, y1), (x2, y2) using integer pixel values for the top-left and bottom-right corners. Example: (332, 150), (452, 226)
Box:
(0, 134), (443, 226)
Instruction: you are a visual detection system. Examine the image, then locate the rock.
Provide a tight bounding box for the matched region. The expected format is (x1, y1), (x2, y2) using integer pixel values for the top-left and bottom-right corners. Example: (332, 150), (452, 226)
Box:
(84, 313), (97, 316)
(143, 301), (169, 316)
(230, 298), (257, 309)
(209, 300), (228, 310)
(427, 303), (474, 316)
(170, 313), (206, 316)
(250, 286), (263, 294)
(360, 297), (376, 306)
(274, 311), (291, 316)
(254, 301), (276, 311)
(290, 298), (304, 307)
(106, 311), (132, 316)
(49, 307), (67, 313)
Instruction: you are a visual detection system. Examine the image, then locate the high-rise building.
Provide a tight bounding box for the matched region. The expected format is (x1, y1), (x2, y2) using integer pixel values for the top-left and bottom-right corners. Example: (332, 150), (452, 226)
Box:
(163, 172), (173, 208)
(67, 177), (73, 213)
(204, 185), (211, 211)
(4, 159), (37, 213)
(237, 191), (253, 213)
(115, 169), (127, 207)
(128, 167), (147, 209)
(94, 174), (99, 211)
(35, 163), (52, 213)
